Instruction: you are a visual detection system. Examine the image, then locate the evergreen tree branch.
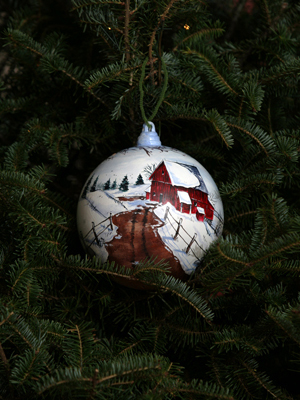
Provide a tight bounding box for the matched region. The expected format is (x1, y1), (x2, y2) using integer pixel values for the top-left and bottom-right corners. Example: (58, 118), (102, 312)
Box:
(0, 342), (10, 374)
(260, 0), (272, 27)
(124, 0), (130, 62)
(227, 210), (258, 222)
(85, 59), (157, 90)
(220, 174), (279, 197)
(0, 170), (73, 217)
(253, 236), (300, 265)
(149, 276), (214, 323)
(173, 26), (224, 52)
(184, 49), (239, 97)
(240, 358), (285, 399)
(6, 320), (32, 348)
(265, 308), (300, 347)
(6, 30), (107, 106)
(216, 243), (249, 267)
(149, 0), (179, 81)
(2, 2), (300, 398)
(170, 380), (234, 399)
(72, 0), (126, 13)
(226, 122), (270, 155)
(0, 312), (15, 328)
(204, 110), (234, 148)
(259, 57), (300, 85)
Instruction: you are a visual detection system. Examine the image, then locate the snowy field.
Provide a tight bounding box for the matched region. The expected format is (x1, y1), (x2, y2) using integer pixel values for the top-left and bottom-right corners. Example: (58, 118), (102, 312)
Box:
(154, 203), (219, 274)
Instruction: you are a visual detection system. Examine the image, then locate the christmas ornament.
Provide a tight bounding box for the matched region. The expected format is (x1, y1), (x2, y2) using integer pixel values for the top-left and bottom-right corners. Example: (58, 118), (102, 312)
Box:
(77, 122), (224, 288)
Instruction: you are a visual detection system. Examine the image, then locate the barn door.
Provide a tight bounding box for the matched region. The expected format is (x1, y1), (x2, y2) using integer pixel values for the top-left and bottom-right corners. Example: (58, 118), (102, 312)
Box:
(159, 193), (163, 203)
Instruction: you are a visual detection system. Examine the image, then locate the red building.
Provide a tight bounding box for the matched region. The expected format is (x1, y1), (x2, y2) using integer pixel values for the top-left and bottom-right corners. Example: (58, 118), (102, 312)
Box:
(146, 161), (214, 221)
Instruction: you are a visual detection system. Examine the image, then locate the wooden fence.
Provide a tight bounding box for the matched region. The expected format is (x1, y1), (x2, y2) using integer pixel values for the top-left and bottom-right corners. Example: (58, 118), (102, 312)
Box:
(83, 213), (113, 248)
(163, 206), (206, 261)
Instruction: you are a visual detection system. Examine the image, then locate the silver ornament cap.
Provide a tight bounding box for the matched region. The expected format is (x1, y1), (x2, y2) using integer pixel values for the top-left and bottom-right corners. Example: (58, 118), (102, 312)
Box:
(137, 122), (162, 147)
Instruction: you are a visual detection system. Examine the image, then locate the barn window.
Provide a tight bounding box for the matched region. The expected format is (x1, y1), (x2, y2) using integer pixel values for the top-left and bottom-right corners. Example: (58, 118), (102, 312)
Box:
(162, 169), (165, 175)
(194, 201), (197, 207)
(153, 192), (156, 196)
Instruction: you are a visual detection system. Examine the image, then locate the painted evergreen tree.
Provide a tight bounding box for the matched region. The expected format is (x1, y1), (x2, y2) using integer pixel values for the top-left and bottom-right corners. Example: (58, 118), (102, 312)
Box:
(81, 174), (94, 198)
(119, 175), (129, 192)
(111, 179), (117, 189)
(90, 176), (99, 192)
(135, 173), (144, 185)
(1, 1), (300, 399)
(104, 178), (110, 190)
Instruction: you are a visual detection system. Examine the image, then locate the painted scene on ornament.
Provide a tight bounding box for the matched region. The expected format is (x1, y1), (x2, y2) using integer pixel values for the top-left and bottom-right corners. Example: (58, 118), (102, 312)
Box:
(77, 146), (224, 276)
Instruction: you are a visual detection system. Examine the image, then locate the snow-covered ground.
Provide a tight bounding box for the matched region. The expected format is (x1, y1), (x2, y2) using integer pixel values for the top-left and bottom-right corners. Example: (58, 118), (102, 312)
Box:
(77, 186), (220, 274)
(154, 203), (218, 274)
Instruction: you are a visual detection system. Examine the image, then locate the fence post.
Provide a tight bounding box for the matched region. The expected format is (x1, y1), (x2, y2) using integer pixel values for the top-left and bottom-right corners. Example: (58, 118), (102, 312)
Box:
(109, 213), (113, 230)
(173, 218), (183, 240)
(186, 233), (197, 254)
(164, 206), (169, 221)
(92, 222), (100, 245)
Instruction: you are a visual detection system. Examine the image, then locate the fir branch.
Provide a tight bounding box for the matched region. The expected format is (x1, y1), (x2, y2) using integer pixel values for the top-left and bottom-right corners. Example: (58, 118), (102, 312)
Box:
(149, 275), (214, 323)
(52, 254), (133, 278)
(38, 373), (90, 395)
(0, 96), (34, 115)
(148, 0), (179, 80)
(216, 243), (249, 267)
(0, 170), (45, 193)
(124, 0), (130, 62)
(0, 312), (15, 328)
(6, 29), (107, 106)
(17, 350), (39, 385)
(240, 358), (286, 399)
(71, 0), (126, 13)
(0, 170), (73, 218)
(6, 319), (33, 348)
(265, 307), (300, 347)
(75, 325), (83, 370)
(267, 259), (300, 274)
(0, 342), (10, 374)
(260, 0), (272, 26)
(204, 110), (234, 148)
(164, 321), (215, 346)
(37, 355), (170, 395)
(96, 364), (161, 384)
(84, 59), (147, 89)
(227, 210), (258, 222)
(225, 120), (274, 156)
(220, 174), (279, 197)
(172, 380), (234, 400)
(10, 263), (31, 293)
(184, 48), (239, 97)
(253, 234), (300, 265)
(88, 368), (99, 400)
(173, 25), (224, 52)
(259, 57), (300, 85)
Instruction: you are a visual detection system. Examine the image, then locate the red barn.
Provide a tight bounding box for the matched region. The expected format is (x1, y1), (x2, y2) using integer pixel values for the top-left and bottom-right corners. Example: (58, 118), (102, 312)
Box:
(146, 161), (214, 221)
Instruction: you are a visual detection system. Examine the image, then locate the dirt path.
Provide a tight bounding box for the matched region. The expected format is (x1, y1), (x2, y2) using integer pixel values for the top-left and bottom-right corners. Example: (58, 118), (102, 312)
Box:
(106, 206), (186, 281)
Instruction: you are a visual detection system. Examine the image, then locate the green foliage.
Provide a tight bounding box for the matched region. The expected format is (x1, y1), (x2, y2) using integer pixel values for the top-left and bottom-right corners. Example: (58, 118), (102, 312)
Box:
(1, 0), (300, 399)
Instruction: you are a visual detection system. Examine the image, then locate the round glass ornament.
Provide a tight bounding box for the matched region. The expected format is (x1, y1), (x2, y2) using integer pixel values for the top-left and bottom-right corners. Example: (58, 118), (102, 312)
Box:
(77, 123), (224, 287)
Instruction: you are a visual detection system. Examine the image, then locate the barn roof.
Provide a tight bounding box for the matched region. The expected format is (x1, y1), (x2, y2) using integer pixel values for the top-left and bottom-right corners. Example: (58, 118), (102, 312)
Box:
(158, 161), (208, 193)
